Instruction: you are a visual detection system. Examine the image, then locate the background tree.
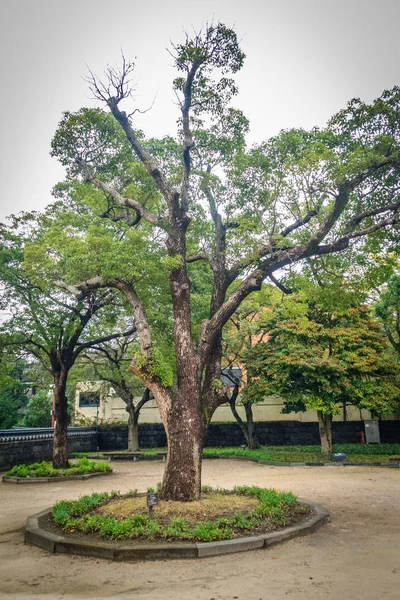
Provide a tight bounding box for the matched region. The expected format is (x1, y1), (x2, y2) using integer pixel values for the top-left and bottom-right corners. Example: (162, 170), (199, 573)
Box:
(375, 273), (400, 357)
(81, 337), (152, 451)
(222, 286), (281, 449)
(243, 302), (400, 453)
(0, 353), (29, 429)
(24, 390), (53, 428)
(0, 217), (136, 467)
(45, 23), (400, 500)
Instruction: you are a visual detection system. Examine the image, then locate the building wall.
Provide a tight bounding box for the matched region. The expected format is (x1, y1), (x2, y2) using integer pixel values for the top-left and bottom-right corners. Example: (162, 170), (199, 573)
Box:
(74, 382), (375, 425)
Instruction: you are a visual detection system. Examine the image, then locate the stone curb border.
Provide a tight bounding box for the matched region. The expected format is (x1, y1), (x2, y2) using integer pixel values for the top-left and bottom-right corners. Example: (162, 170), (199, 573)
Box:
(25, 498), (328, 561)
(2, 471), (113, 484)
(204, 456), (400, 468)
(95, 453), (400, 468)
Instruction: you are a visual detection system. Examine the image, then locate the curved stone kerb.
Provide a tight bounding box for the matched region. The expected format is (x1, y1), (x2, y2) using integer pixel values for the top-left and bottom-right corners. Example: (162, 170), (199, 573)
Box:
(25, 498), (329, 561)
(3, 471), (112, 484)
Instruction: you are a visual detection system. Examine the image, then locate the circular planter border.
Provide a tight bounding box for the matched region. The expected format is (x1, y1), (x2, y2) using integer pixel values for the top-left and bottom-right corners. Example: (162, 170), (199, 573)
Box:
(25, 497), (328, 561)
(3, 470), (112, 484)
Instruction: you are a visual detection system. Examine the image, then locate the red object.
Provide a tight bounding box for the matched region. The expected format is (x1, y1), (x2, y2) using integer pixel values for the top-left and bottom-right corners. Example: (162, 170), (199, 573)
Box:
(360, 431), (365, 444)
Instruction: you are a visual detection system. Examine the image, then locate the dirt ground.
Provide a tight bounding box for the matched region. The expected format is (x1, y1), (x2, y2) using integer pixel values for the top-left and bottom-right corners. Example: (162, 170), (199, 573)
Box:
(0, 459), (399, 600)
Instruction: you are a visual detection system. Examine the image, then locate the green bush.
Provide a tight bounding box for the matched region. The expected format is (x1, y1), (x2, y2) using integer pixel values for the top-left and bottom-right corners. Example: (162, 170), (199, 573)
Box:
(6, 460), (111, 478)
(203, 444), (400, 463)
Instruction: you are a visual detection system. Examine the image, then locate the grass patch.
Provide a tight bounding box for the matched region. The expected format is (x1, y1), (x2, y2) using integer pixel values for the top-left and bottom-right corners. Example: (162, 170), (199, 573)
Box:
(6, 457), (111, 478)
(69, 452), (104, 459)
(51, 486), (307, 543)
(203, 444), (400, 464)
(69, 444), (400, 464)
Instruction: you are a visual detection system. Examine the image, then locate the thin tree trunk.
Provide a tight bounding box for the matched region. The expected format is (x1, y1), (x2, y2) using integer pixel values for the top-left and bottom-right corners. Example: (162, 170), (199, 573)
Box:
(53, 369), (69, 469)
(244, 403), (261, 449)
(317, 410), (333, 455)
(127, 407), (140, 452)
(228, 390), (261, 450)
(125, 388), (152, 452)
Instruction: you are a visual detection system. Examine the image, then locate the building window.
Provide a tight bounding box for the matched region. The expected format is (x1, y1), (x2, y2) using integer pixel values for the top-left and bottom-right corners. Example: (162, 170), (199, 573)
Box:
(79, 391), (100, 407)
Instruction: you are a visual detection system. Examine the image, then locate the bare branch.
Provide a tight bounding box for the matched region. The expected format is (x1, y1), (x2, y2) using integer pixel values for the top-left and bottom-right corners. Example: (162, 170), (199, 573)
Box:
(73, 325), (137, 360)
(269, 273), (293, 294)
(186, 253), (211, 264)
(279, 209), (318, 238)
(85, 52), (136, 104)
(344, 197), (400, 234)
(75, 158), (165, 227)
(100, 208), (141, 227)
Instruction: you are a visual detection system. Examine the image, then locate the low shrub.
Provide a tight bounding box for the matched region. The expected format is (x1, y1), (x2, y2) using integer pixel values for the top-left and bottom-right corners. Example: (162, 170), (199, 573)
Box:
(6, 460), (111, 478)
(203, 445), (400, 463)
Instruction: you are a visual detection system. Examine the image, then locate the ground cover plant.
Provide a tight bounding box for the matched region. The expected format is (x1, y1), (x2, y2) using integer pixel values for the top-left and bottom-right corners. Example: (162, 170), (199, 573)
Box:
(70, 443), (400, 463)
(6, 457), (111, 478)
(203, 444), (400, 463)
(51, 486), (309, 543)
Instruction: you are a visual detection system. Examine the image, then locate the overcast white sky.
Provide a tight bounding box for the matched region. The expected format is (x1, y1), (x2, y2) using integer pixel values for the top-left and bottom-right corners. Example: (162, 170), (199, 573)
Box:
(0, 0), (399, 222)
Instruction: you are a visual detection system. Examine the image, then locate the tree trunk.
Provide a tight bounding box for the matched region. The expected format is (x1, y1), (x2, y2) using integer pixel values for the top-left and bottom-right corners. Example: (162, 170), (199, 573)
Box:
(127, 407), (140, 452)
(126, 390), (151, 452)
(317, 410), (333, 455)
(53, 369), (70, 469)
(244, 403), (261, 450)
(228, 393), (261, 450)
(160, 384), (204, 502)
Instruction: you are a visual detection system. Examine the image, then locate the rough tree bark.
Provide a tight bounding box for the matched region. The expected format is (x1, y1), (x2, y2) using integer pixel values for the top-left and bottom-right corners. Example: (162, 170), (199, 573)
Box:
(52, 366), (71, 469)
(126, 405), (139, 452)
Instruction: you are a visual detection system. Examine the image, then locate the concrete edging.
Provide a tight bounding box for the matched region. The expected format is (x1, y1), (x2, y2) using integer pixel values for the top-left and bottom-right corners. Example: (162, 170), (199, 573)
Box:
(94, 453), (400, 468)
(25, 498), (328, 561)
(2, 471), (112, 484)
(204, 455), (400, 468)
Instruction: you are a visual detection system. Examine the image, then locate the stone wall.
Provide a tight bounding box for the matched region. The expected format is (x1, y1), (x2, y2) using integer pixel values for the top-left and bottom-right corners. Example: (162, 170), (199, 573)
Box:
(98, 424), (167, 450)
(379, 421), (400, 443)
(98, 420), (399, 449)
(0, 430), (98, 472)
(1, 421), (398, 472)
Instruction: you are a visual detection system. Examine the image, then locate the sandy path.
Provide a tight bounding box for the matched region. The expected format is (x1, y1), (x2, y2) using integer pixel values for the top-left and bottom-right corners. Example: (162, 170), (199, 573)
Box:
(0, 459), (399, 600)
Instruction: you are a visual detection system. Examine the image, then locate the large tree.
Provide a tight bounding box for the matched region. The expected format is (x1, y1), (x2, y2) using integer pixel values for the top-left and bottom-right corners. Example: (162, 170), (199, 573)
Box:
(49, 24), (400, 500)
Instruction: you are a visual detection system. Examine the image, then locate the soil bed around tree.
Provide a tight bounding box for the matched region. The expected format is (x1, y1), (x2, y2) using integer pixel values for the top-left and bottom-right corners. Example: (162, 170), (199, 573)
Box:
(26, 493), (328, 561)
(45, 487), (314, 545)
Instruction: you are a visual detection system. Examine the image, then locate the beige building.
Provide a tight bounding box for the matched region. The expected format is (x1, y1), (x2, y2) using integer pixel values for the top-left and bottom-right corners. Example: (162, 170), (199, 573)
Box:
(74, 381), (373, 425)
